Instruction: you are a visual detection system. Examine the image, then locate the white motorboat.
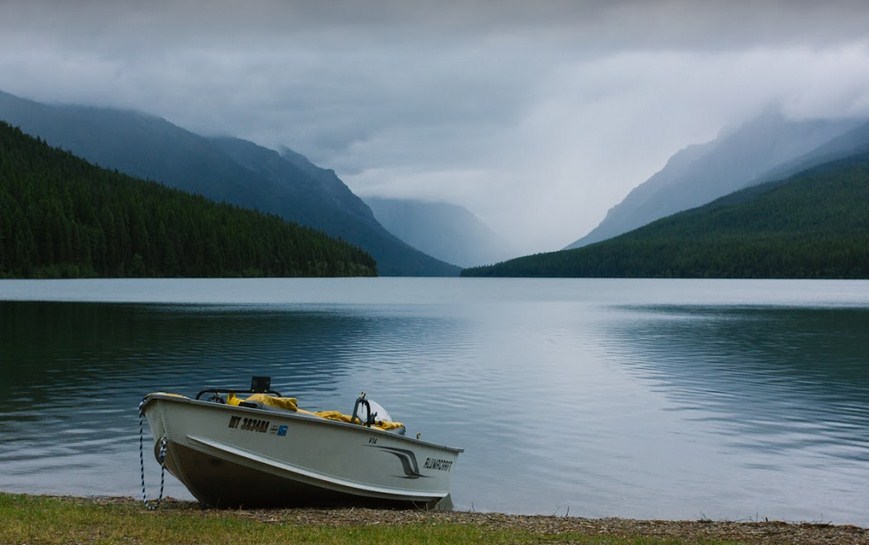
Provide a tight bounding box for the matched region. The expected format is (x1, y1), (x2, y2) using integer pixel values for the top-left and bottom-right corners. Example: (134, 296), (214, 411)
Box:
(139, 377), (462, 508)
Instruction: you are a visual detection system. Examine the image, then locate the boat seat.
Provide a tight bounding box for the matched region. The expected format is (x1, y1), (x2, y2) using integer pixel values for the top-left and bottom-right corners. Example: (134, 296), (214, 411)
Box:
(227, 393), (405, 433)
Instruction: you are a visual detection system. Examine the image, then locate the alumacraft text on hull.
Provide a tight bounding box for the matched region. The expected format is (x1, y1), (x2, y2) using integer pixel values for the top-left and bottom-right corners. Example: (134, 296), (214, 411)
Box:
(139, 377), (462, 508)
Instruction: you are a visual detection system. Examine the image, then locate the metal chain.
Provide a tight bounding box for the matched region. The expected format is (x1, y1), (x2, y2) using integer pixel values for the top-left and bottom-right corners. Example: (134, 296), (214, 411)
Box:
(138, 400), (167, 510)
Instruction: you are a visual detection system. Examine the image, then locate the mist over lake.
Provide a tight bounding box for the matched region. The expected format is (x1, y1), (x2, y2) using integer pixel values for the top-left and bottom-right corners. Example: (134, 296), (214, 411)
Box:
(1, 278), (867, 525)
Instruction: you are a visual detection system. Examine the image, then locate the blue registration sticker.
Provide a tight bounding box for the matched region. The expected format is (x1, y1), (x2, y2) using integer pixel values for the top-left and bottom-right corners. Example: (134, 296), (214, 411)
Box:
(277, 425), (288, 437)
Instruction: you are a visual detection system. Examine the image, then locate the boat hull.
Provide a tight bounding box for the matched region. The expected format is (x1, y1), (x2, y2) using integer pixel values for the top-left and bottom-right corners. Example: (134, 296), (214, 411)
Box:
(141, 393), (462, 508)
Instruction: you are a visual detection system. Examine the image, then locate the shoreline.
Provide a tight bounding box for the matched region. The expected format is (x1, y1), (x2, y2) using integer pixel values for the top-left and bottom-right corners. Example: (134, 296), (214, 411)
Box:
(2, 493), (867, 545)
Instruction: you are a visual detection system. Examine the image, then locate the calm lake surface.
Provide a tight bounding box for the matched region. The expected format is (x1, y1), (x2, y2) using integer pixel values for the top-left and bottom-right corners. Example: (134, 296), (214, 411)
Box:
(1, 278), (868, 524)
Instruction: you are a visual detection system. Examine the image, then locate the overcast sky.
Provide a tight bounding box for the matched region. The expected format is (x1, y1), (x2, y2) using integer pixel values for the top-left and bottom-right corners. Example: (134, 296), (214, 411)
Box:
(2, 0), (869, 253)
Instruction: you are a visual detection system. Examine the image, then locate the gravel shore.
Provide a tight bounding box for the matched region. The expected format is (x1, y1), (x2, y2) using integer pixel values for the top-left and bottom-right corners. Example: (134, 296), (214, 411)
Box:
(98, 497), (868, 545)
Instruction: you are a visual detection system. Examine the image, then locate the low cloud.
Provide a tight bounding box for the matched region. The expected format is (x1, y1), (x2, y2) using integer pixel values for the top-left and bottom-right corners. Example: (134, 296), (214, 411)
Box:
(1, 1), (868, 253)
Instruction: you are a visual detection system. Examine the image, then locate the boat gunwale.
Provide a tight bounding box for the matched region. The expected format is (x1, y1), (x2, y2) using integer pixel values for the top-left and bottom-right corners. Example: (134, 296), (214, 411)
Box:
(141, 392), (465, 454)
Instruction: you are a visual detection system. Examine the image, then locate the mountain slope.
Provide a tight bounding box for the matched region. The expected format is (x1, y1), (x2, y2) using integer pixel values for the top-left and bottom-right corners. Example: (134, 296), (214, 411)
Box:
(567, 110), (859, 249)
(0, 90), (458, 276)
(365, 197), (516, 268)
(464, 152), (869, 278)
(205, 138), (459, 275)
(0, 122), (376, 278)
(746, 119), (869, 188)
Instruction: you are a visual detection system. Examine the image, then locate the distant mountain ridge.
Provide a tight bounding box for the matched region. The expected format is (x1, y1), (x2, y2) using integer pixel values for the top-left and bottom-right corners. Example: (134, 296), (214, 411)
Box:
(365, 197), (516, 268)
(0, 89), (459, 276)
(464, 150), (869, 278)
(567, 110), (861, 249)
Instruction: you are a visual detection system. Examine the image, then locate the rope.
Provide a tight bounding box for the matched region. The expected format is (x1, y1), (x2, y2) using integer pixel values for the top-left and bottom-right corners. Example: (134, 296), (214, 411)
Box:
(138, 400), (167, 510)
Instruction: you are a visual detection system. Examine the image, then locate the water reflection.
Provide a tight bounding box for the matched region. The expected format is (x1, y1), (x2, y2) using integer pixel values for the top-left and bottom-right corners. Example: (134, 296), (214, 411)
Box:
(606, 306), (869, 464)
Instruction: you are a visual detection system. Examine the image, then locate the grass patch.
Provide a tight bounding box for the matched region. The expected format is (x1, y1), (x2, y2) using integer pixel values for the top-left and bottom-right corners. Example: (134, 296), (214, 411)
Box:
(1, 493), (864, 545)
(3, 494), (524, 545)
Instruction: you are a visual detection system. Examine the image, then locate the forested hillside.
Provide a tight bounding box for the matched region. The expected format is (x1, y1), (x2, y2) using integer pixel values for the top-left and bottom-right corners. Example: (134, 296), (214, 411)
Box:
(0, 90), (458, 276)
(0, 122), (377, 278)
(464, 153), (869, 278)
(566, 111), (858, 249)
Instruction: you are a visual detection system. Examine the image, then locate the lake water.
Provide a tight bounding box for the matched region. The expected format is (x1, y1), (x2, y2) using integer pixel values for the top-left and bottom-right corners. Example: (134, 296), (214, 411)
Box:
(1, 278), (868, 525)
